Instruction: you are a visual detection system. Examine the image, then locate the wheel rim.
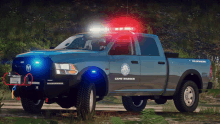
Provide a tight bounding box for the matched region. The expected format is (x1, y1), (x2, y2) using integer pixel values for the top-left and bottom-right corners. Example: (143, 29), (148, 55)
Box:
(89, 90), (94, 112)
(184, 86), (195, 107)
(34, 100), (41, 105)
(133, 99), (143, 107)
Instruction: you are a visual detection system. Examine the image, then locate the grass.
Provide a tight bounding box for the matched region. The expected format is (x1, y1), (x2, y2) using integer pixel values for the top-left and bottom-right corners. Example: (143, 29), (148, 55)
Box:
(161, 100), (178, 112)
(199, 107), (220, 114)
(0, 99), (220, 124)
(0, 117), (49, 124)
(0, 109), (169, 124)
(97, 96), (122, 104)
(0, 88), (220, 123)
(0, 90), (13, 101)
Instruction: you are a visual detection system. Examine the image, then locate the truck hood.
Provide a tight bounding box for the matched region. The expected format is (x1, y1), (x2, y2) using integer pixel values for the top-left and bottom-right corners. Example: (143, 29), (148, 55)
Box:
(16, 49), (106, 63)
(16, 49), (100, 57)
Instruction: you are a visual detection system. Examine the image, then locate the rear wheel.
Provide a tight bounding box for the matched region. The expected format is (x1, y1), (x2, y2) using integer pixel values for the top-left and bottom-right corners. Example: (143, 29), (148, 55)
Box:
(21, 97), (44, 113)
(122, 96), (147, 112)
(173, 80), (199, 112)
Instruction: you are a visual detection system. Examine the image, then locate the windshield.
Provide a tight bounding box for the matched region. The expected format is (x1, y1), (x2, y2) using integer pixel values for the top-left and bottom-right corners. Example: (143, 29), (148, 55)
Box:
(54, 33), (112, 51)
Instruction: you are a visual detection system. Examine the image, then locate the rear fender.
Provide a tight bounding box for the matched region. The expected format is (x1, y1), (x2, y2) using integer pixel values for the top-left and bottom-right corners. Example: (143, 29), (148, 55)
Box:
(174, 69), (202, 96)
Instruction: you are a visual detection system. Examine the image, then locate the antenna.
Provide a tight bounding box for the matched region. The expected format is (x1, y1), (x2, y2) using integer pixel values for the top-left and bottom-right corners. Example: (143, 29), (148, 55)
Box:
(127, 0), (128, 15)
(126, 0), (128, 25)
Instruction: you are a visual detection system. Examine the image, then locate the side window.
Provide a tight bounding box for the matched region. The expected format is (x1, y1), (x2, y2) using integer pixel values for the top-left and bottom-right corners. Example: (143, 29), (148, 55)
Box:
(109, 36), (134, 55)
(137, 36), (159, 56)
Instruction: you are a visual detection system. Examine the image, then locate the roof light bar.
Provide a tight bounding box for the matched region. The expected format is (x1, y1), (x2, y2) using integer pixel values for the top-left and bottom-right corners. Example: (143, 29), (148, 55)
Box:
(89, 28), (110, 32)
(124, 27), (134, 30)
(89, 27), (134, 32)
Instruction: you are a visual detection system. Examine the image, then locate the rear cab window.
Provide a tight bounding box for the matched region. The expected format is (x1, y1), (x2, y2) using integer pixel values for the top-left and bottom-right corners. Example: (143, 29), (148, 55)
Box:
(137, 36), (160, 56)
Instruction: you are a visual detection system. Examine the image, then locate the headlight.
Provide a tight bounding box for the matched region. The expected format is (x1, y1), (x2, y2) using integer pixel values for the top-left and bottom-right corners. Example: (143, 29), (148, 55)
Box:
(55, 63), (78, 75)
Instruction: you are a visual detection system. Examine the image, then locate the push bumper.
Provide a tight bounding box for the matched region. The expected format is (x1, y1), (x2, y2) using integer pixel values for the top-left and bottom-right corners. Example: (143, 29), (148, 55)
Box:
(12, 74), (81, 99)
(44, 75), (81, 98)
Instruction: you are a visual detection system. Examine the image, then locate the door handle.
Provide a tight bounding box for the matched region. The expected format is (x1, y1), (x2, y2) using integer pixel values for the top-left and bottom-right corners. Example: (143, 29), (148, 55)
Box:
(158, 61), (165, 64)
(131, 61), (138, 64)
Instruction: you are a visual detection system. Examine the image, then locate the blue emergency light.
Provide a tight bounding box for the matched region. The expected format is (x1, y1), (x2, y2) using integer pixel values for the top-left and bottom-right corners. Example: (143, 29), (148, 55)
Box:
(91, 70), (97, 74)
(35, 61), (40, 64)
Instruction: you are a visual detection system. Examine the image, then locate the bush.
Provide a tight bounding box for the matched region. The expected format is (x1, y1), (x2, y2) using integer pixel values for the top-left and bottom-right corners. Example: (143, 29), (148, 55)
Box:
(0, 64), (11, 91)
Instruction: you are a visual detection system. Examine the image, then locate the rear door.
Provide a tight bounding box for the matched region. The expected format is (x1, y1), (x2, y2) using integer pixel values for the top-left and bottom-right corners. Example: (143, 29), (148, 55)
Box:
(108, 35), (140, 93)
(137, 35), (167, 95)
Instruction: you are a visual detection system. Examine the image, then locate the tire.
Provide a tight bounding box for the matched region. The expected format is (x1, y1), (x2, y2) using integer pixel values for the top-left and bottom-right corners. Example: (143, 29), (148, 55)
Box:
(77, 83), (96, 120)
(21, 97), (44, 113)
(122, 96), (147, 112)
(155, 98), (167, 104)
(173, 80), (199, 112)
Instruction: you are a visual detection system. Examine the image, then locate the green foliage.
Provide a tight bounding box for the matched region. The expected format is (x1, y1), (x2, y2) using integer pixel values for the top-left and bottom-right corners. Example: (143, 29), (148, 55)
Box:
(199, 107), (220, 114)
(49, 120), (59, 124)
(206, 89), (220, 97)
(0, 90), (5, 108)
(13, 118), (51, 124)
(0, 64), (12, 90)
(111, 117), (125, 124)
(0, 1), (219, 61)
(111, 109), (168, 124)
(141, 109), (168, 124)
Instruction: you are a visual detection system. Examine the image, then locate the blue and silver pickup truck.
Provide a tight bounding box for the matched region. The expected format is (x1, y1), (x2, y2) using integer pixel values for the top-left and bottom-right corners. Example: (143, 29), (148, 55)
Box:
(6, 28), (213, 119)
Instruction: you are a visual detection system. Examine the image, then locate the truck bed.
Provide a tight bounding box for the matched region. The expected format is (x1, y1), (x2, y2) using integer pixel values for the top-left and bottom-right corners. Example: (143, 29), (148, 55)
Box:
(166, 58), (211, 91)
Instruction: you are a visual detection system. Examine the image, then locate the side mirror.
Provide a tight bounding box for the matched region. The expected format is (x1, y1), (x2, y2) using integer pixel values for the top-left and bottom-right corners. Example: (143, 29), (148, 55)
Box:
(50, 47), (55, 49)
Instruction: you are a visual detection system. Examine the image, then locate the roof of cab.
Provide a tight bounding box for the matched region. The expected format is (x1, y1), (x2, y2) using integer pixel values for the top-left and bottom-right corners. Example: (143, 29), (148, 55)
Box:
(135, 33), (158, 38)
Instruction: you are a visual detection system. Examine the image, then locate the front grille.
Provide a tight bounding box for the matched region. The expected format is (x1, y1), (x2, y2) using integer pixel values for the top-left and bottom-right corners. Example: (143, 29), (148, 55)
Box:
(12, 57), (53, 81)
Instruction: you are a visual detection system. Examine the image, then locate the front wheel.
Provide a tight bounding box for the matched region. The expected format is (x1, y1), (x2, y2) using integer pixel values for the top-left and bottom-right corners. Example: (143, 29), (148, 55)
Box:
(77, 83), (96, 120)
(122, 96), (147, 112)
(21, 97), (44, 113)
(173, 80), (199, 112)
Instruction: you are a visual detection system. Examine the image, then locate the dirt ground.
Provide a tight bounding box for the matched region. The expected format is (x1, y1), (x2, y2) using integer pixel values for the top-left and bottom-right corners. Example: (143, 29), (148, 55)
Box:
(0, 101), (219, 124)
(0, 93), (220, 124)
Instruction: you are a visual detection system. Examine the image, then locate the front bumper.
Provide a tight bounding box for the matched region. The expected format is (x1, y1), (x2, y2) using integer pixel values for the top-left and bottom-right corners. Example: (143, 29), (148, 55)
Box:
(12, 75), (81, 99)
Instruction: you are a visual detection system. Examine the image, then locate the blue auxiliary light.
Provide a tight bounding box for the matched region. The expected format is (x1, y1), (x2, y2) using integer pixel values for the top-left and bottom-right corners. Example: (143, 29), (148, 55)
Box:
(87, 69), (102, 79)
(31, 58), (42, 67)
(91, 70), (96, 74)
(35, 61), (40, 64)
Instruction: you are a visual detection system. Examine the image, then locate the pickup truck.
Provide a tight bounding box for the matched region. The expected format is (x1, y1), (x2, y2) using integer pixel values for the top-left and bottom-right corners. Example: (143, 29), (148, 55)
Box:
(5, 29), (213, 119)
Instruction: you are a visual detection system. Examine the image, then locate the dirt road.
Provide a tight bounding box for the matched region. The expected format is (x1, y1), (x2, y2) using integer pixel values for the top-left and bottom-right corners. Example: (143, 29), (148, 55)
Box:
(1, 101), (219, 124)
(1, 101), (200, 112)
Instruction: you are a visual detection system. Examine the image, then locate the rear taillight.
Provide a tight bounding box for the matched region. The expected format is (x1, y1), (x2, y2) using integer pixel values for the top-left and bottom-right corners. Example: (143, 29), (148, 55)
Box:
(209, 65), (212, 78)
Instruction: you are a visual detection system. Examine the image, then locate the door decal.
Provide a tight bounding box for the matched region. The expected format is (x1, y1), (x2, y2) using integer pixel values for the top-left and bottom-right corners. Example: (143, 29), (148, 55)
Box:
(121, 63), (130, 76)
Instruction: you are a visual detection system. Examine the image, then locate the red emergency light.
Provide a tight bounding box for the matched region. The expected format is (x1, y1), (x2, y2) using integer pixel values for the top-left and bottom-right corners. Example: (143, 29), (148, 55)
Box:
(89, 27), (134, 33)
(114, 27), (134, 31)
(89, 17), (141, 33)
(107, 17), (141, 32)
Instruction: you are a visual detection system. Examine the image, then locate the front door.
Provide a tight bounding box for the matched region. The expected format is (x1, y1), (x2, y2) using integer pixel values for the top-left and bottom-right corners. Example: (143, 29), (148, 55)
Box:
(108, 35), (140, 94)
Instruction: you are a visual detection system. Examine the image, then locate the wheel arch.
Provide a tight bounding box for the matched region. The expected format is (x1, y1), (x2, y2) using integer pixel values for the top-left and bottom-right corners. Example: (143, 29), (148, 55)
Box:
(76, 66), (109, 96)
(174, 69), (203, 96)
